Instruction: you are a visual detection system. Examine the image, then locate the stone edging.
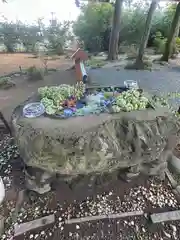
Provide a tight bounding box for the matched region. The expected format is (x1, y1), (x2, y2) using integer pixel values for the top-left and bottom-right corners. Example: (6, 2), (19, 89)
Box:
(65, 211), (144, 225)
(165, 169), (177, 188)
(165, 169), (180, 199)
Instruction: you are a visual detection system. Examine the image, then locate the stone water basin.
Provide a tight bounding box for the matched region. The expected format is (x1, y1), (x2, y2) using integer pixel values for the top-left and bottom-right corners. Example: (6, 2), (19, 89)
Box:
(11, 94), (180, 194)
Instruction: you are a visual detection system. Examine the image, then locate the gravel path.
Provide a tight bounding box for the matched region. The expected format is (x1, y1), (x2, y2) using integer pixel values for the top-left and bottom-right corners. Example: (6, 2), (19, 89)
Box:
(88, 64), (180, 108)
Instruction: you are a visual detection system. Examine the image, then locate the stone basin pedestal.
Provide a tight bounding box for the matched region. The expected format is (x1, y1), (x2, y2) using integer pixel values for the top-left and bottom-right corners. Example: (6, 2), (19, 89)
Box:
(11, 95), (180, 194)
(24, 166), (52, 194)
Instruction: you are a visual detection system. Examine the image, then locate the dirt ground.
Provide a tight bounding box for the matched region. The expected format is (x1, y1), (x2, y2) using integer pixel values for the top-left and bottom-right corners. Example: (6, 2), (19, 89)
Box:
(0, 53), (75, 122)
(0, 53), (71, 76)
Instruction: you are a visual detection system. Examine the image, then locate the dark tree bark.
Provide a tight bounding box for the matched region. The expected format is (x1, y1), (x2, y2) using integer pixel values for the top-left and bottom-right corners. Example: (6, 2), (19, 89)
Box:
(162, 2), (180, 61)
(0, 112), (11, 135)
(135, 0), (159, 67)
(175, 21), (180, 37)
(107, 0), (123, 60)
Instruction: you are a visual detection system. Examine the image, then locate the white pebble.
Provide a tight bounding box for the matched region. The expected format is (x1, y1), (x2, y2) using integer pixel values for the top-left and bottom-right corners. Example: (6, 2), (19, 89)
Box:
(76, 224), (80, 229)
(170, 224), (177, 232)
(163, 231), (171, 238)
(69, 232), (73, 237)
(130, 221), (134, 226)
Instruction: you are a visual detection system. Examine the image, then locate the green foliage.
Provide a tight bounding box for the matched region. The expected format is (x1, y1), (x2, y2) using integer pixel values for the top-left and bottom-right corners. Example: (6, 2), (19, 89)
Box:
(112, 89), (149, 112)
(18, 23), (43, 52)
(121, 3), (177, 45)
(73, 2), (178, 53)
(44, 21), (71, 55)
(153, 32), (180, 55)
(86, 57), (106, 68)
(0, 1), (178, 55)
(73, 3), (113, 52)
(0, 21), (20, 52)
(0, 19), (43, 53)
(175, 37), (180, 51)
(27, 66), (44, 81)
(0, 17), (71, 54)
(38, 83), (85, 115)
(120, 7), (148, 44)
(158, 3), (177, 36)
(0, 77), (15, 89)
(153, 31), (166, 54)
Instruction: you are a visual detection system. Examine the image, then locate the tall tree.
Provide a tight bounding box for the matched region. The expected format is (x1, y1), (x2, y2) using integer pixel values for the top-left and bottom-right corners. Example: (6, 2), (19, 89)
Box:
(161, 2), (180, 61)
(134, 0), (159, 68)
(108, 0), (123, 60)
(73, 2), (113, 52)
(75, 0), (111, 7)
(0, 21), (20, 52)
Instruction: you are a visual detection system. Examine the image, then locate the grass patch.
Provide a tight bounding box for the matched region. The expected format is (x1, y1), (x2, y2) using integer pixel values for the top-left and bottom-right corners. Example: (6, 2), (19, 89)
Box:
(0, 77), (15, 90)
(86, 58), (106, 69)
(48, 68), (57, 72)
(28, 55), (39, 59)
(124, 59), (152, 71)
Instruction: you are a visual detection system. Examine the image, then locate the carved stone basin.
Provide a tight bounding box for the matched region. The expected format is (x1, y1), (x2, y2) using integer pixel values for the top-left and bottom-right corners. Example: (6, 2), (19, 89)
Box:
(11, 94), (180, 193)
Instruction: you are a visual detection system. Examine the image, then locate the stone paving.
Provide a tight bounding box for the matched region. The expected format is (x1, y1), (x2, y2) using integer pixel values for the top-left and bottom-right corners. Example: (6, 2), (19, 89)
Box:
(88, 63), (180, 108)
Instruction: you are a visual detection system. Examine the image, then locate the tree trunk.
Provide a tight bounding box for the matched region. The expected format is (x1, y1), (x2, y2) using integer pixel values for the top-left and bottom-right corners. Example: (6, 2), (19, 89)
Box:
(107, 0), (123, 60)
(171, 23), (180, 57)
(175, 21), (180, 37)
(135, 0), (159, 66)
(162, 2), (180, 62)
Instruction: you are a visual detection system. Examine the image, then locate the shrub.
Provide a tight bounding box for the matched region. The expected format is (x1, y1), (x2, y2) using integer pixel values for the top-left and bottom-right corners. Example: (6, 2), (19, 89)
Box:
(0, 77), (15, 89)
(153, 32), (180, 56)
(27, 66), (44, 81)
(175, 37), (180, 52)
(153, 31), (166, 54)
